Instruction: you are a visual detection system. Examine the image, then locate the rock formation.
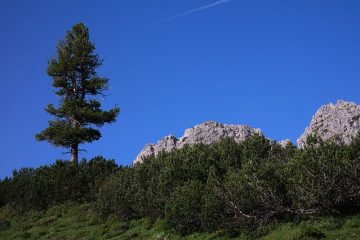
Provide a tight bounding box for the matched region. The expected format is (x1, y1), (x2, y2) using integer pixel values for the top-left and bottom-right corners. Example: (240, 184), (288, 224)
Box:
(134, 121), (262, 164)
(297, 100), (360, 147)
(134, 100), (360, 164)
(278, 139), (292, 148)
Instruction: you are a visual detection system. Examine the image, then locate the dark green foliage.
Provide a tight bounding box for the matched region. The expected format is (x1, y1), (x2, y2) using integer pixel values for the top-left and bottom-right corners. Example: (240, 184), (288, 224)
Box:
(299, 222), (326, 239)
(2, 202), (360, 240)
(221, 138), (292, 230)
(95, 134), (360, 235)
(200, 167), (227, 232)
(36, 23), (119, 163)
(285, 136), (360, 212)
(97, 135), (288, 234)
(0, 189), (2, 208)
(0, 177), (10, 207)
(165, 181), (205, 235)
(3, 134), (360, 237)
(96, 167), (134, 219)
(240, 133), (272, 161)
(0, 220), (10, 231)
(3, 157), (117, 212)
(223, 158), (289, 230)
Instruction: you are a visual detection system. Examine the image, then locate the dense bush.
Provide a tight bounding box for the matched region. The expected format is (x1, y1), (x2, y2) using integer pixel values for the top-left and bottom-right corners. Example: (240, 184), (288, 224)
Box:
(285, 137), (360, 212)
(96, 136), (292, 232)
(95, 134), (360, 235)
(165, 180), (205, 235)
(1, 156), (117, 212)
(200, 167), (227, 232)
(224, 158), (290, 230)
(0, 177), (10, 208)
(96, 167), (134, 219)
(2, 133), (360, 236)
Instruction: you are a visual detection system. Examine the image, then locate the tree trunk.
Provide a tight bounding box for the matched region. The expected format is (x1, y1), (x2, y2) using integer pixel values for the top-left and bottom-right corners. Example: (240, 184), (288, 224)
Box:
(71, 144), (79, 165)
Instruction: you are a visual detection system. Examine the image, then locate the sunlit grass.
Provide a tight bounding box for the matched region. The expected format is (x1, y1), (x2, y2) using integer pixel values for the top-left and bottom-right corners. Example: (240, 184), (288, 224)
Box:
(1, 204), (359, 239)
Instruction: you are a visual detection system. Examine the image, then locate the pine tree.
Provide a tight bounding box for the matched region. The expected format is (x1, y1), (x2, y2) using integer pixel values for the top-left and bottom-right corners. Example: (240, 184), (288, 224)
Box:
(36, 23), (120, 165)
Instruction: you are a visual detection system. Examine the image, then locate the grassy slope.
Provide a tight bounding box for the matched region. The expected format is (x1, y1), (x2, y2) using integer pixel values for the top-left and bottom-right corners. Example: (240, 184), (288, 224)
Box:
(0, 204), (359, 240)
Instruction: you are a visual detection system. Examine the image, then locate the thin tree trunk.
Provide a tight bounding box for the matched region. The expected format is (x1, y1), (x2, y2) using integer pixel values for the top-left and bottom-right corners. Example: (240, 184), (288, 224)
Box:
(71, 144), (79, 165)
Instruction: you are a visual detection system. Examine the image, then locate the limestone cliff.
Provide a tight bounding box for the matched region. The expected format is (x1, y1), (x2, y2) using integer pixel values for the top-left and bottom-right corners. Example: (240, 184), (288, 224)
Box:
(297, 100), (360, 147)
(134, 121), (261, 164)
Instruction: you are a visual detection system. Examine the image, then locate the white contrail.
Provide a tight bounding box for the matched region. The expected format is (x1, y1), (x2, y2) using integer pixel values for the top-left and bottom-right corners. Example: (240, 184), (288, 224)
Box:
(152, 0), (231, 24)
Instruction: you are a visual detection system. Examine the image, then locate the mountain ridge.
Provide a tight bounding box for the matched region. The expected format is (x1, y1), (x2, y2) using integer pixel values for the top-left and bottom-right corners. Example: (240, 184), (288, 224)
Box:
(134, 100), (360, 164)
(134, 121), (262, 164)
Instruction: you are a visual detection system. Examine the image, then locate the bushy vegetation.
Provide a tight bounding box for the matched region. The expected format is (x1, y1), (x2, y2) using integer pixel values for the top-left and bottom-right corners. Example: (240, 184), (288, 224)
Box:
(286, 137), (360, 212)
(95, 134), (360, 236)
(1, 203), (360, 239)
(165, 180), (205, 234)
(1, 134), (360, 237)
(0, 156), (117, 212)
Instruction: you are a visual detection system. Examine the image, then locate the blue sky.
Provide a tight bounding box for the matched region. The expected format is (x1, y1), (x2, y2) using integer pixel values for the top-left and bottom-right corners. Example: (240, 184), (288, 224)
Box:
(1, 0), (360, 178)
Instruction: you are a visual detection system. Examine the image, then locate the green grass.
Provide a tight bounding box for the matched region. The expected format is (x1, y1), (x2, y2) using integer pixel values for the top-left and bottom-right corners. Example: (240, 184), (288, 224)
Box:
(0, 204), (359, 239)
(260, 215), (360, 240)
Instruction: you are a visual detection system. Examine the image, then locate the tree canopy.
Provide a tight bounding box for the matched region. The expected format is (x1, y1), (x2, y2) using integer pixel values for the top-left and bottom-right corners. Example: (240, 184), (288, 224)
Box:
(36, 23), (119, 164)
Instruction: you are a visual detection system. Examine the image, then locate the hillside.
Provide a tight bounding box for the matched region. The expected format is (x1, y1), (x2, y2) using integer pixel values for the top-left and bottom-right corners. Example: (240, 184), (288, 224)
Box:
(1, 203), (360, 240)
(1, 100), (360, 239)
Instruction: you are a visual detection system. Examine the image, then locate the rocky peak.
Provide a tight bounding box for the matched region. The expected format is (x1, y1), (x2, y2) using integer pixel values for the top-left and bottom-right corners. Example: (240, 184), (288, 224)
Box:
(134, 121), (262, 164)
(134, 100), (360, 164)
(278, 139), (292, 148)
(297, 100), (360, 147)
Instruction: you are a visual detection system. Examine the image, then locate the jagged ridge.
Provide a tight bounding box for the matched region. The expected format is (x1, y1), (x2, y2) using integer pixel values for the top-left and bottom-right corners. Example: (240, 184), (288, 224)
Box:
(134, 121), (261, 164)
(134, 100), (360, 164)
(297, 100), (360, 147)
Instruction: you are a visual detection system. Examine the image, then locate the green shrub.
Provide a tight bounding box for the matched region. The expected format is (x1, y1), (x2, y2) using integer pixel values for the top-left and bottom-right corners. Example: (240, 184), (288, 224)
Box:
(299, 222), (326, 239)
(2, 156), (118, 212)
(200, 167), (227, 232)
(38, 216), (58, 226)
(0, 219), (10, 231)
(3, 133), (360, 237)
(285, 137), (360, 212)
(165, 180), (205, 235)
(19, 231), (31, 239)
(96, 167), (135, 219)
(223, 157), (289, 231)
(0, 177), (10, 207)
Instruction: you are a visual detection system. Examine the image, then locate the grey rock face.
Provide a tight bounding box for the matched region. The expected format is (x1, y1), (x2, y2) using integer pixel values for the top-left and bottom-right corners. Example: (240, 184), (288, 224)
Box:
(136, 135), (177, 164)
(297, 100), (360, 148)
(134, 121), (262, 164)
(278, 139), (292, 148)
